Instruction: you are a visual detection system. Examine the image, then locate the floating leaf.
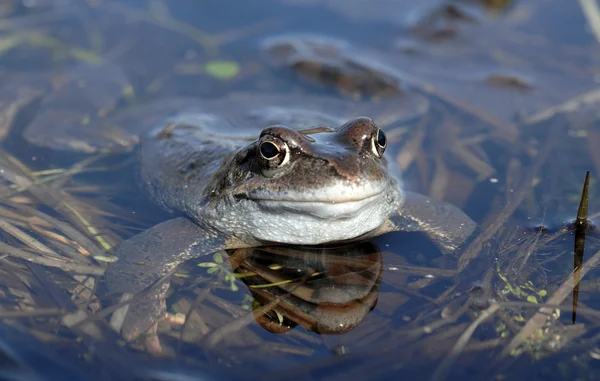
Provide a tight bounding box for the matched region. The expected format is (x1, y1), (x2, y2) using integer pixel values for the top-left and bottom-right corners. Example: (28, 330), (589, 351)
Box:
(207, 267), (218, 274)
(527, 295), (538, 304)
(198, 262), (217, 267)
(213, 252), (224, 264)
(122, 84), (136, 101)
(204, 60), (239, 79)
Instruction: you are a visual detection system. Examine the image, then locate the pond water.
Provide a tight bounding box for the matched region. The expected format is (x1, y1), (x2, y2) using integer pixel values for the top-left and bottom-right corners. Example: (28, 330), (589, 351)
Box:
(0, 0), (600, 380)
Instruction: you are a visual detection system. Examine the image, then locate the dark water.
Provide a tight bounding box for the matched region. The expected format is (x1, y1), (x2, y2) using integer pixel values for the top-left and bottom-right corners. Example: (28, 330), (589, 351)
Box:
(0, 0), (600, 380)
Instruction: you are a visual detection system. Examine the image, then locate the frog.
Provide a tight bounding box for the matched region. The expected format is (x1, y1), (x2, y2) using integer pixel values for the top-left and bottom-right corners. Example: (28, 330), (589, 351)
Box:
(3, 64), (475, 347)
(73, 91), (478, 347)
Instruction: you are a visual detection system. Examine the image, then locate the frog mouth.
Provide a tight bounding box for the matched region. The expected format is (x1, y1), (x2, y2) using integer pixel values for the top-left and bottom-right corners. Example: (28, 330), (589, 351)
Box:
(245, 191), (385, 219)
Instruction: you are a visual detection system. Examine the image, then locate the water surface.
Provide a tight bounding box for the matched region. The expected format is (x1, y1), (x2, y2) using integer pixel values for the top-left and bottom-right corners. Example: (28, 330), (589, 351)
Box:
(0, 1), (599, 380)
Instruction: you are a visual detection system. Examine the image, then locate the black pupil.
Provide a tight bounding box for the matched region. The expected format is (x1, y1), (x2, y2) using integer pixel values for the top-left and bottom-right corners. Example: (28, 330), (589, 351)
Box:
(376, 129), (386, 148)
(260, 141), (280, 159)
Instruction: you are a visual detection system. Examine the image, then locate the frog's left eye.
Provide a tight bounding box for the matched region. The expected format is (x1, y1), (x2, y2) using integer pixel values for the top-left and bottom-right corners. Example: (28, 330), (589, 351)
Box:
(260, 141), (280, 159)
(371, 128), (387, 157)
(259, 138), (291, 168)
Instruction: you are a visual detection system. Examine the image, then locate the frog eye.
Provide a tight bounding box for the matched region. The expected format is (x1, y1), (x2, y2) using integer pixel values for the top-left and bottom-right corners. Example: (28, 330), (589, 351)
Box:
(371, 128), (387, 157)
(260, 141), (280, 159)
(259, 139), (290, 167)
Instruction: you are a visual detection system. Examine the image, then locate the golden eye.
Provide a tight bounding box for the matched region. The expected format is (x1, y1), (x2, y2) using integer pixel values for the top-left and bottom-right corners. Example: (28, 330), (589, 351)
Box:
(371, 128), (387, 157)
(259, 139), (290, 168)
(259, 141), (280, 160)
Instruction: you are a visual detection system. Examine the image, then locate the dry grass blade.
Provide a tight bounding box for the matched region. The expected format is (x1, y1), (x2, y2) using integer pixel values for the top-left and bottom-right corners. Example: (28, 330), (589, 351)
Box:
(78, 265), (182, 331)
(403, 73), (520, 143)
(0, 205), (49, 226)
(37, 155), (108, 190)
(524, 87), (600, 125)
(0, 241), (103, 275)
(27, 225), (92, 259)
(0, 150), (116, 254)
(27, 262), (76, 309)
(0, 308), (66, 318)
(450, 143), (495, 181)
(430, 156), (450, 201)
(457, 122), (561, 271)
(62, 202), (113, 252)
(385, 264), (456, 277)
(212, 17), (281, 46)
(0, 29), (101, 63)
(102, 1), (217, 54)
(0, 218), (56, 255)
(396, 125), (425, 171)
(203, 296), (282, 347)
(579, 0), (600, 44)
(204, 269), (315, 347)
(431, 302), (500, 381)
(12, 202), (109, 262)
(0, 8), (73, 31)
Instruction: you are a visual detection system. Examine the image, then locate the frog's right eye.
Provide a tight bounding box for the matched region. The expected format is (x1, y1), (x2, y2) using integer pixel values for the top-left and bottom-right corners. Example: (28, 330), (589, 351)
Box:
(259, 138), (290, 167)
(370, 128), (387, 158)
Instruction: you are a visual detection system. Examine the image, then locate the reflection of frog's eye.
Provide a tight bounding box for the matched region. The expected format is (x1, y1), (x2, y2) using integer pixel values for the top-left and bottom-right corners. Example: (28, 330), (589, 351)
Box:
(371, 128), (387, 157)
(259, 139), (291, 168)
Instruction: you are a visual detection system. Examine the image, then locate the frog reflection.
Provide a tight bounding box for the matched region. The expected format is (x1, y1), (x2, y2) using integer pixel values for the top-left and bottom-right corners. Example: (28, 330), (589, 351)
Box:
(230, 241), (382, 335)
